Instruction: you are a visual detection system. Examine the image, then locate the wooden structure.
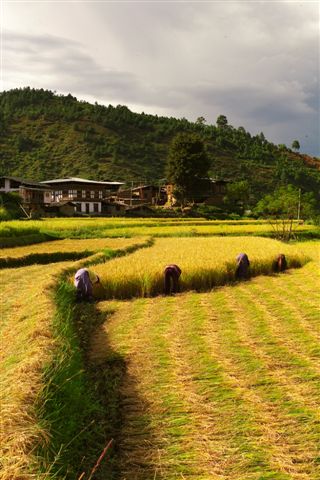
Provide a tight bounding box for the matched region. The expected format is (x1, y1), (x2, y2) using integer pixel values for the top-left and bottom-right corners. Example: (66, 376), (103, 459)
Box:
(44, 201), (76, 217)
(101, 201), (126, 216)
(166, 179), (229, 206)
(117, 184), (167, 206)
(0, 176), (52, 217)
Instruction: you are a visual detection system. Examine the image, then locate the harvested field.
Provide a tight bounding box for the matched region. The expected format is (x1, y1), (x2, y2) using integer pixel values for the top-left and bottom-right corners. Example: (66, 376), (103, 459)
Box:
(1, 233), (319, 480)
(0, 261), (71, 480)
(90, 244), (320, 479)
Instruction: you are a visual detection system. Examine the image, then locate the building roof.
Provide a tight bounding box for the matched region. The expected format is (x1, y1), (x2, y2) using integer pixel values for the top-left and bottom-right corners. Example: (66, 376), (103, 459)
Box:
(20, 186), (52, 192)
(1, 176), (51, 189)
(131, 184), (158, 191)
(41, 177), (124, 186)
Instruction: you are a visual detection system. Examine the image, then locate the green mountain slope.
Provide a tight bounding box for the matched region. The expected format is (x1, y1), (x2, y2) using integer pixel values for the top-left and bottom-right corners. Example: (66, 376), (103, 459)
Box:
(0, 87), (319, 204)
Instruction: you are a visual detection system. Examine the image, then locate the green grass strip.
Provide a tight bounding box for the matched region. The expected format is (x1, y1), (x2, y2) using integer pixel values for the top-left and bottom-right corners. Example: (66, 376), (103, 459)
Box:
(35, 237), (154, 479)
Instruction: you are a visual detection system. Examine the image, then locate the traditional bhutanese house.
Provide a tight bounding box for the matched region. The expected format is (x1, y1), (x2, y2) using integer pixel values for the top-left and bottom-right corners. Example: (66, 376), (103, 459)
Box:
(44, 201), (76, 217)
(101, 200), (126, 216)
(131, 185), (166, 205)
(41, 177), (124, 214)
(166, 179), (229, 206)
(197, 179), (229, 206)
(117, 184), (167, 206)
(0, 176), (53, 216)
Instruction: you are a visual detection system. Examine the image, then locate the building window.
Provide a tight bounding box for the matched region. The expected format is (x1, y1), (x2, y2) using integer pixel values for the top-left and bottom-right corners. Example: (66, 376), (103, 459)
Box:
(94, 203), (99, 212)
(68, 190), (77, 199)
(82, 190), (86, 198)
(76, 203), (81, 212)
(77, 190), (81, 198)
(90, 190), (95, 199)
(99, 190), (103, 199)
(55, 190), (62, 201)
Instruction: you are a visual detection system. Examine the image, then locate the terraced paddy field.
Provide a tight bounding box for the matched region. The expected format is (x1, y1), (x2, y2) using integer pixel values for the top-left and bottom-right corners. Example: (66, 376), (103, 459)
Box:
(0, 237), (147, 259)
(1, 233), (319, 480)
(90, 242), (320, 480)
(0, 237), (150, 269)
(0, 217), (318, 244)
(92, 236), (309, 299)
(0, 237), (150, 479)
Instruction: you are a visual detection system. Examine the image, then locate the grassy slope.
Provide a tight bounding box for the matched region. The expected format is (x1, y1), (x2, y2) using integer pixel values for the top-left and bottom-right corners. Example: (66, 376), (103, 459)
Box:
(89, 242), (320, 479)
(1, 89), (319, 199)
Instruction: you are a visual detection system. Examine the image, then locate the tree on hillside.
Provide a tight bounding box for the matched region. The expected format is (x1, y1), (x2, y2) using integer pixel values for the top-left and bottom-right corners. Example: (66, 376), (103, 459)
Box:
(196, 116), (206, 125)
(166, 132), (210, 207)
(216, 115), (228, 129)
(254, 184), (316, 240)
(224, 180), (251, 215)
(292, 140), (300, 151)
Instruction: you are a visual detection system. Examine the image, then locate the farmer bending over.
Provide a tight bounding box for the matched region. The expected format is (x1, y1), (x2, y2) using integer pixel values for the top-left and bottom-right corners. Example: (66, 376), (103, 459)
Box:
(164, 264), (182, 295)
(235, 253), (250, 280)
(273, 253), (287, 272)
(74, 268), (100, 302)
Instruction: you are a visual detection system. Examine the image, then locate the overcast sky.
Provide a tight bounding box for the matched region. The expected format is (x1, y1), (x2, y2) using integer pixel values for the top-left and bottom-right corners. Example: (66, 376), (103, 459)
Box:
(1, 0), (319, 156)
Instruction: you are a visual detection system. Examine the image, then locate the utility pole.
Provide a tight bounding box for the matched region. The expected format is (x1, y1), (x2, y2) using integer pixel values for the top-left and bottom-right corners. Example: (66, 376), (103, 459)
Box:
(130, 180), (133, 207)
(297, 188), (301, 222)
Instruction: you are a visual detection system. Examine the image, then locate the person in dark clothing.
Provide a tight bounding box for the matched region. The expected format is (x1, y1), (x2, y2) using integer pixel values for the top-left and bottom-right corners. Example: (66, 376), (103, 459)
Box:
(74, 268), (100, 302)
(164, 264), (182, 295)
(272, 253), (287, 272)
(235, 253), (250, 280)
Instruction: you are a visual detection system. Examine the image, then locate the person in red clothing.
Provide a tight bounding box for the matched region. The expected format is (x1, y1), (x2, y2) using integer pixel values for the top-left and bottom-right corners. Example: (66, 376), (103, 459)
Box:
(273, 253), (287, 272)
(164, 264), (182, 295)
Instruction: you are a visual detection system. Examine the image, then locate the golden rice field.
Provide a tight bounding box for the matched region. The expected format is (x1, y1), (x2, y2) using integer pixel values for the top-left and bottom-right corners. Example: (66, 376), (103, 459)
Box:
(92, 236), (309, 299)
(1, 231), (319, 480)
(90, 241), (320, 480)
(0, 261), (71, 480)
(0, 237), (149, 480)
(0, 237), (147, 259)
(0, 217), (316, 239)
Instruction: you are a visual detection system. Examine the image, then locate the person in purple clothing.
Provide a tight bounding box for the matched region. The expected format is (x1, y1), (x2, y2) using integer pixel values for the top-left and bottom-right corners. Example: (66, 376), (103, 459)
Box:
(235, 253), (250, 280)
(74, 268), (100, 301)
(164, 264), (182, 295)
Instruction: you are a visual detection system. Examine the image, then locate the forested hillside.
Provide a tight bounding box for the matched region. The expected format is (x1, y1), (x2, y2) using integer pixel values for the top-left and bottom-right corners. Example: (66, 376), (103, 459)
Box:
(0, 87), (319, 204)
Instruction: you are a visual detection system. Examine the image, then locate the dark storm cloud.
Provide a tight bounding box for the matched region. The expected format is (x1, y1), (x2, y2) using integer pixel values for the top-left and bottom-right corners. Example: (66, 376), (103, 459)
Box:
(3, 30), (189, 107)
(3, 31), (143, 101)
(2, 0), (319, 155)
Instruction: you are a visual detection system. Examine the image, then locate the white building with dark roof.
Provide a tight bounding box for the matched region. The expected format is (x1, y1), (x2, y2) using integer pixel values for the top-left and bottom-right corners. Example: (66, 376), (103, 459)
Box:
(41, 177), (124, 214)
